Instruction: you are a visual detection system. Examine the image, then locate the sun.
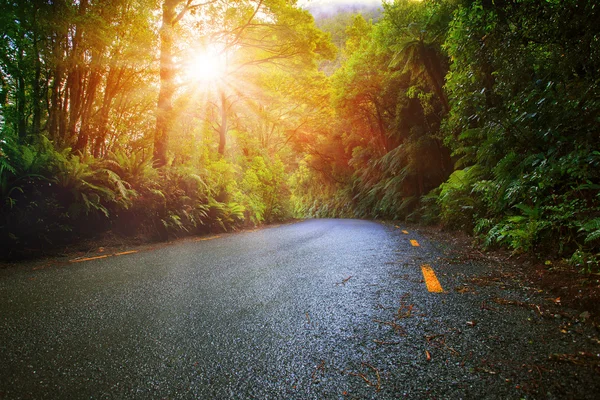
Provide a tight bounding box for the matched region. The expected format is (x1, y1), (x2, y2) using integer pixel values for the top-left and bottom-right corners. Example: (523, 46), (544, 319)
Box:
(184, 47), (226, 83)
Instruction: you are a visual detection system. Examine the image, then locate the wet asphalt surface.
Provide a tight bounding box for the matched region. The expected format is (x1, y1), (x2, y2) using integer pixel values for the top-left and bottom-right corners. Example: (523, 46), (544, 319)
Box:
(1, 219), (599, 399)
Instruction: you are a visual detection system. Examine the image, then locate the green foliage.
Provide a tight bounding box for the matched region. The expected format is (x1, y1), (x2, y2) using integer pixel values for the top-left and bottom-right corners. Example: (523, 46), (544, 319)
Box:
(581, 218), (600, 245)
(569, 250), (599, 274)
(289, 158), (353, 218)
(206, 199), (245, 232)
(483, 204), (550, 254)
(0, 139), (130, 253)
(239, 155), (291, 224)
(0, 0), (323, 258)
(312, 0), (453, 221)
(52, 153), (134, 219)
(3, 0), (599, 273)
(303, 0), (600, 272)
(436, 0), (600, 267)
(433, 168), (481, 230)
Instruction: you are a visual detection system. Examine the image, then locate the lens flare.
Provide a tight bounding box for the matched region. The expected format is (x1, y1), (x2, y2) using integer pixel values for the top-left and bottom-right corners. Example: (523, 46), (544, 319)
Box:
(184, 48), (226, 83)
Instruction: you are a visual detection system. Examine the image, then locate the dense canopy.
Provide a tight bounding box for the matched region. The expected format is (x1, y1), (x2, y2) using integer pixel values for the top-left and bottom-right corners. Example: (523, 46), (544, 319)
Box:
(1, 0), (599, 271)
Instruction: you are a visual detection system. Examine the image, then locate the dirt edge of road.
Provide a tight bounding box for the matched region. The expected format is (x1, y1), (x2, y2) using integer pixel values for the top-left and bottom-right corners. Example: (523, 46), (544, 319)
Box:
(414, 224), (600, 326)
(0, 219), (303, 271)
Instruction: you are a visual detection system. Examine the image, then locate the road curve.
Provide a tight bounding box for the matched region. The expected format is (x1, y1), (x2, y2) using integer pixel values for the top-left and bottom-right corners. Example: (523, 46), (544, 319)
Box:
(1, 219), (599, 399)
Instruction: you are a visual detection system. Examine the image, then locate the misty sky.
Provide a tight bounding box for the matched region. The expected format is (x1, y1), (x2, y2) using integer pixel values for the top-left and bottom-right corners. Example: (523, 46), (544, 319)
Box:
(300, 0), (383, 6)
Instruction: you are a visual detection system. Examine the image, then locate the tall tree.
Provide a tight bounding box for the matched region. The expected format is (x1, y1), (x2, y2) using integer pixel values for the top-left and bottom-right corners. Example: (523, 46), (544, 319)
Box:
(172, 0), (335, 157)
(155, 0), (196, 166)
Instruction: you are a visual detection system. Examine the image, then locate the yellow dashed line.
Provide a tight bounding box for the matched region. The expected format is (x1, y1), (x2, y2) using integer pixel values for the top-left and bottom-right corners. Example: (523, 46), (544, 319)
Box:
(114, 250), (138, 256)
(69, 250), (138, 263)
(410, 239), (420, 247)
(421, 264), (444, 293)
(195, 235), (221, 242)
(69, 255), (109, 263)
(402, 230), (409, 234)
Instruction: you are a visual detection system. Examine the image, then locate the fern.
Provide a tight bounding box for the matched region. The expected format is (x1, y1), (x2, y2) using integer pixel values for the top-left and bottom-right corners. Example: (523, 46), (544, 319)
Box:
(1, 139), (48, 208)
(580, 218), (600, 244)
(0, 154), (17, 177)
(108, 150), (156, 190)
(162, 213), (187, 232)
(51, 154), (134, 218)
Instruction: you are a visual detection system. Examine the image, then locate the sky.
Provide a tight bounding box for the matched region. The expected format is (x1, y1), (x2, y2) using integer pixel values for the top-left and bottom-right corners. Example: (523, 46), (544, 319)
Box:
(299, 0), (383, 6)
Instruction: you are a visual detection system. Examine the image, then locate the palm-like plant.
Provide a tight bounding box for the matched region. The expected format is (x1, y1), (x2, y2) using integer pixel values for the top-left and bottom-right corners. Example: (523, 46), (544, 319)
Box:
(390, 22), (450, 113)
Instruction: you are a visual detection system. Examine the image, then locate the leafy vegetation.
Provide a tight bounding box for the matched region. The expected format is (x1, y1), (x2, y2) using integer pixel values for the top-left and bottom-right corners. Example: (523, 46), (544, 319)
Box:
(1, 0), (598, 271)
(0, 0), (331, 258)
(298, 0), (599, 272)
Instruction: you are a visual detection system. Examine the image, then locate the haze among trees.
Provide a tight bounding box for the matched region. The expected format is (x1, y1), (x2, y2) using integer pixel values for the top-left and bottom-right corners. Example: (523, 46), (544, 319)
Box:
(1, 0), (599, 271)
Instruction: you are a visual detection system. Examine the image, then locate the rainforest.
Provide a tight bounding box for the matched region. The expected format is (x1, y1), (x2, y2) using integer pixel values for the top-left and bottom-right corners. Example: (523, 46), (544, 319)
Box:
(1, 0), (599, 271)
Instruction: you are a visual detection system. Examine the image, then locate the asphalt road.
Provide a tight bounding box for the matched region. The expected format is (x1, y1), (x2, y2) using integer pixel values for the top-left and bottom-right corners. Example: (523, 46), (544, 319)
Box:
(1, 219), (599, 399)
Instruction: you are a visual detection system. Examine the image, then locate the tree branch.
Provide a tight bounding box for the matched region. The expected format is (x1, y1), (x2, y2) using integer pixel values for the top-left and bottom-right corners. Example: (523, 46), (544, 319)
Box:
(173, 0), (219, 25)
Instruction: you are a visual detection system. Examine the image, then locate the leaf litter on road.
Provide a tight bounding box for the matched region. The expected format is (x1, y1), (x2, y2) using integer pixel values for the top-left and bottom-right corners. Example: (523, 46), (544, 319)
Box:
(335, 275), (353, 286)
(373, 293), (414, 336)
(347, 362), (381, 392)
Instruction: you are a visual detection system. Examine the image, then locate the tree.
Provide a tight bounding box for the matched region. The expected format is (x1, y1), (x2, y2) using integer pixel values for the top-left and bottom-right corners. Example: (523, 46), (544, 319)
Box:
(155, 0), (202, 167)
(390, 22), (449, 113)
(172, 0), (335, 157)
(439, 0), (600, 262)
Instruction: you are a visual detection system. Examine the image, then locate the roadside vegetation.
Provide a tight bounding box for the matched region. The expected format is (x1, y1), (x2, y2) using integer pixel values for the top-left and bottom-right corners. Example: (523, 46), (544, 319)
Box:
(296, 0), (600, 272)
(1, 0), (598, 270)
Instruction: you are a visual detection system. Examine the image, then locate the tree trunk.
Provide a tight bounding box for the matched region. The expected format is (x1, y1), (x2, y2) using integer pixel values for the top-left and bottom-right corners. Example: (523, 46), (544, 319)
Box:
(31, 5), (42, 140)
(48, 0), (68, 145)
(14, 2), (27, 142)
(74, 48), (103, 154)
(421, 44), (450, 114)
(93, 64), (127, 157)
(65, 0), (88, 148)
(218, 91), (228, 155)
(48, 42), (63, 143)
(16, 51), (27, 142)
(154, 0), (182, 167)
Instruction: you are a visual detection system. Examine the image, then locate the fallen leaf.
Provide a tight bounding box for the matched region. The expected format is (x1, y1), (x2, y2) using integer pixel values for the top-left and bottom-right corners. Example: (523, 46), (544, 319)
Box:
(426, 350), (431, 361)
(549, 352), (600, 366)
(466, 320), (476, 327)
(455, 286), (472, 294)
(579, 311), (591, 321)
(476, 367), (496, 375)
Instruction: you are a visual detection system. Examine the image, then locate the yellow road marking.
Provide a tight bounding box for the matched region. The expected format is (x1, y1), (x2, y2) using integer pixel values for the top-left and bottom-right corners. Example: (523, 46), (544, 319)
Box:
(421, 265), (444, 293)
(195, 235), (221, 241)
(410, 239), (420, 247)
(69, 255), (109, 263)
(402, 230), (409, 234)
(69, 250), (138, 263)
(114, 250), (138, 256)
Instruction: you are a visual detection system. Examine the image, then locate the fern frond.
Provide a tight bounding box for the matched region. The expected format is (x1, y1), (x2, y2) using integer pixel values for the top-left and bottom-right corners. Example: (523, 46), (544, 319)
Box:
(580, 218), (600, 244)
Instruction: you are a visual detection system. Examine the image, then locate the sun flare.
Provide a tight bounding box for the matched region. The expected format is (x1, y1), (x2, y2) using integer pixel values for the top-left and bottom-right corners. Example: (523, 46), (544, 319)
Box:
(184, 48), (226, 83)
